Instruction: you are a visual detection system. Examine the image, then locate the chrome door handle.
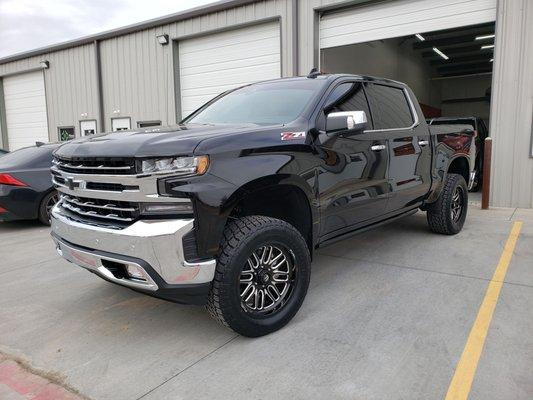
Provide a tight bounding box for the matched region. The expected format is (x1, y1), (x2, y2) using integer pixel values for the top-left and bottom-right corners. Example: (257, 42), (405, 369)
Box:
(370, 144), (386, 151)
(418, 140), (429, 146)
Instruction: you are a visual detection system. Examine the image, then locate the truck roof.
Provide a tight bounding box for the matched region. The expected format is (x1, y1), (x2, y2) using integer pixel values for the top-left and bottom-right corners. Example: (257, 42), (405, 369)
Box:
(251, 73), (407, 88)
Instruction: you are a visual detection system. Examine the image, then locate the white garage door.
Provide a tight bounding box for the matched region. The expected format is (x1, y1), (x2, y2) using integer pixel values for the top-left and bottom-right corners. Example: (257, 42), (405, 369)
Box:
(320, 0), (497, 49)
(179, 21), (281, 117)
(3, 71), (49, 151)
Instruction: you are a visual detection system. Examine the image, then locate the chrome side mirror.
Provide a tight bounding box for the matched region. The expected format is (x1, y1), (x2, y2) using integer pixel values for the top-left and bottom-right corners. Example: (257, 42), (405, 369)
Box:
(326, 111), (368, 135)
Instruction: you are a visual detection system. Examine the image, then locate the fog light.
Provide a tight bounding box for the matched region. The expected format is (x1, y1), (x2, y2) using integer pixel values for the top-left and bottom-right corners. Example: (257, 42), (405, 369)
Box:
(141, 203), (193, 215)
(126, 265), (147, 281)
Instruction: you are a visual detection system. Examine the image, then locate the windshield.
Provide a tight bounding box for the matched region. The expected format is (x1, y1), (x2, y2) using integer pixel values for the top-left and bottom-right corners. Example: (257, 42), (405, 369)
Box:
(184, 80), (321, 125)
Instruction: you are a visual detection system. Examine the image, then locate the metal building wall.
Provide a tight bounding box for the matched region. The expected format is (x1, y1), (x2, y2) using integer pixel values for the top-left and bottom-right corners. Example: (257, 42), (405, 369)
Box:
(0, 0), (295, 138)
(98, 0), (295, 129)
(490, 0), (533, 208)
(297, 0), (370, 75)
(299, 0), (533, 208)
(0, 44), (99, 142)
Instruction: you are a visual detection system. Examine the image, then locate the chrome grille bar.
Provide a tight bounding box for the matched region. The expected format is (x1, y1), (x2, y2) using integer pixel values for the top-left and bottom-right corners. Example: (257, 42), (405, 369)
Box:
(61, 195), (137, 212)
(61, 200), (136, 222)
(52, 159), (133, 171)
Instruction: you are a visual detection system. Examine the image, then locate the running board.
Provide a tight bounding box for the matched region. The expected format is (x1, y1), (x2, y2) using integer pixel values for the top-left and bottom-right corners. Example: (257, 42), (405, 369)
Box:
(317, 208), (419, 248)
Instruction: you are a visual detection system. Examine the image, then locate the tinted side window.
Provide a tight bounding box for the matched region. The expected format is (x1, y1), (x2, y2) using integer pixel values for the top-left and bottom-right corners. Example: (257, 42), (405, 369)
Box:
(365, 83), (414, 130)
(325, 82), (372, 124)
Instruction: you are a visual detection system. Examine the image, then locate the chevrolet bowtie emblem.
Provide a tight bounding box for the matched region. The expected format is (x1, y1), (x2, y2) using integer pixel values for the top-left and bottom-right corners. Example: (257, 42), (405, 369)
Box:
(66, 178), (86, 190)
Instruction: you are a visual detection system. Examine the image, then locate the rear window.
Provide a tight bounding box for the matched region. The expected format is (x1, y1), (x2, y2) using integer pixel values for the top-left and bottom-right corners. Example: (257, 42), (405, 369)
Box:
(431, 119), (476, 130)
(0, 146), (55, 169)
(365, 83), (414, 130)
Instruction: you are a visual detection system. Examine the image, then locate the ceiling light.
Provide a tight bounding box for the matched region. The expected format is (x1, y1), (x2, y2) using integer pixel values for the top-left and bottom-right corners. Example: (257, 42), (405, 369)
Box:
(475, 34), (495, 40)
(156, 34), (169, 45)
(415, 33), (425, 41)
(481, 44), (495, 50)
(432, 47), (449, 60)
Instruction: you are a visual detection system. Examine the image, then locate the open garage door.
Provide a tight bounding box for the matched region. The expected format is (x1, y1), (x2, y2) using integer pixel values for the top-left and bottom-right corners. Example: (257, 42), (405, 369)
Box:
(178, 21), (281, 118)
(3, 71), (49, 151)
(320, 0), (496, 49)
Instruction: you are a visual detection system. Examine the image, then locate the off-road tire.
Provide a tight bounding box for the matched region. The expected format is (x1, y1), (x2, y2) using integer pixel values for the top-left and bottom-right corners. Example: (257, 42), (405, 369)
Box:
(206, 216), (311, 337)
(426, 173), (468, 235)
(38, 190), (59, 226)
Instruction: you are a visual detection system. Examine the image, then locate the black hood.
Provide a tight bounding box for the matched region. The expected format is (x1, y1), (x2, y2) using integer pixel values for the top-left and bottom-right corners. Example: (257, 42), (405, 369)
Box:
(54, 123), (267, 158)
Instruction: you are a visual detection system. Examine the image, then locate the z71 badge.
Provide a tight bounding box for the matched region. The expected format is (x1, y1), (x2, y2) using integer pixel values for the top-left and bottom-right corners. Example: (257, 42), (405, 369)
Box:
(280, 131), (306, 141)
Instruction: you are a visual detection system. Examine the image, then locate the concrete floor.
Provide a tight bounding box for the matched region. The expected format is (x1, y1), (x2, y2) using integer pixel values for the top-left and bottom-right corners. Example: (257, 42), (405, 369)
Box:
(0, 203), (532, 400)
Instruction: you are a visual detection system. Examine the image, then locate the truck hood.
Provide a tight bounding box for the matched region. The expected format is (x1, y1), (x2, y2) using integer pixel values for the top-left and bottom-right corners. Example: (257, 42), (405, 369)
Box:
(54, 123), (269, 158)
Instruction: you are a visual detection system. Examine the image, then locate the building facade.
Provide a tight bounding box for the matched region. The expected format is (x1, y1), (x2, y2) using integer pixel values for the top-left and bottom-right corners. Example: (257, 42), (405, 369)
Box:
(0, 0), (531, 208)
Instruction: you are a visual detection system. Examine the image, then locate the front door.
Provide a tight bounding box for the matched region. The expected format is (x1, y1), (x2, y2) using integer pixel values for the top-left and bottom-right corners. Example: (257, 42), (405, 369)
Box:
(317, 81), (389, 239)
(365, 83), (432, 212)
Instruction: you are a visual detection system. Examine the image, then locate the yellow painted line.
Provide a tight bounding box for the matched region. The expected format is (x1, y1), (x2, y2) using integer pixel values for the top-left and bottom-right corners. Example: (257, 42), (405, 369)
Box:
(445, 221), (523, 400)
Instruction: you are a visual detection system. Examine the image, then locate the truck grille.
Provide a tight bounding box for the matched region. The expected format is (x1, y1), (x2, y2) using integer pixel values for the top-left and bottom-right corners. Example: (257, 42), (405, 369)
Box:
(53, 156), (136, 175)
(60, 194), (140, 222)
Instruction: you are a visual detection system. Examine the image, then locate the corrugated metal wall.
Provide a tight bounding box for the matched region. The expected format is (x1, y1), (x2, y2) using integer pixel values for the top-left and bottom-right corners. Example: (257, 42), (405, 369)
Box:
(99, 0), (294, 129)
(297, 0), (533, 208)
(489, 0), (533, 208)
(0, 0), (532, 207)
(0, 0), (294, 138)
(0, 44), (98, 142)
(297, 0), (371, 75)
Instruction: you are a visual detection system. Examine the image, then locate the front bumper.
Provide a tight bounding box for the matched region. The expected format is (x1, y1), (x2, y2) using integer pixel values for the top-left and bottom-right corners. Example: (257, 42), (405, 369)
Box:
(50, 205), (216, 304)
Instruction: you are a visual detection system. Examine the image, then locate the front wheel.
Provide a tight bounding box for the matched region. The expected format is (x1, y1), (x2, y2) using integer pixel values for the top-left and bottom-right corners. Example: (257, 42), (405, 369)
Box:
(38, 190), (59, 226)
(426, 173), (468, 235)
(207, 216), (311, 337)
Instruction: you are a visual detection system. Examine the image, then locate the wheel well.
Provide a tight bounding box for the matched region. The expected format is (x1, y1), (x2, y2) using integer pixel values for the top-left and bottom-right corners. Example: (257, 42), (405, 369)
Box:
(448, 157), (470, 184)
(230, 185), (313, 255)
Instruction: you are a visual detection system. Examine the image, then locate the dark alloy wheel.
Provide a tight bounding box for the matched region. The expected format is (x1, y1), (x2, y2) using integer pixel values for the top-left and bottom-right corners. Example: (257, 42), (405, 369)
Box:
(39, 191), (59, 225)
(426, 173), (468, 235)
(450, 186), (464, 223)
(239, 244), (296, 315)
(207, 216), (311, 337)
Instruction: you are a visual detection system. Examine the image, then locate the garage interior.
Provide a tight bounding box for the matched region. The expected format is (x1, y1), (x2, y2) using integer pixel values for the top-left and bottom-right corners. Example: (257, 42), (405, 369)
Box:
(321, 22), (494, 128)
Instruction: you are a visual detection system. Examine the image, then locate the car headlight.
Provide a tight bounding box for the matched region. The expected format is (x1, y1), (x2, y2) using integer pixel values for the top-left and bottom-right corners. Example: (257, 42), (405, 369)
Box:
(140, 155), (209, 176)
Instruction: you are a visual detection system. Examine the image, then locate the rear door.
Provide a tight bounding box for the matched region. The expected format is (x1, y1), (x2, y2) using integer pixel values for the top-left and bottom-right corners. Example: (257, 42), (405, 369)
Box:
(364, 83), (432, 212)
(317, 80), (389, 238)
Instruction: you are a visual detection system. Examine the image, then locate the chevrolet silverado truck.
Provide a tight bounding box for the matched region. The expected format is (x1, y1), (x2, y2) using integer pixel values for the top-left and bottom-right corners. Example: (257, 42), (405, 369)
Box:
(50, 73), (475, 337)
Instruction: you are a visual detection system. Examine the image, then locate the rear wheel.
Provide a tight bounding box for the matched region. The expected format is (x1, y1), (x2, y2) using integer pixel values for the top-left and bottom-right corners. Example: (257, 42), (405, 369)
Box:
(426, 173), (468, 235)
(38, 190), (59, 226)
(207, 216), (311, 337)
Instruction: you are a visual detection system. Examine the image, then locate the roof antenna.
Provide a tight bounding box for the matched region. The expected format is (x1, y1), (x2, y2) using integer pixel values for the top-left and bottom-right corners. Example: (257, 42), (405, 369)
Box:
(307, 67), (321, 79)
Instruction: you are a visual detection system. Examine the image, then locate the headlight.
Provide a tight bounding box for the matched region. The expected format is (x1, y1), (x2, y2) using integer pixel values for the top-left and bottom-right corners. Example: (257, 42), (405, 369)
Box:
(140, 155), (209, 176)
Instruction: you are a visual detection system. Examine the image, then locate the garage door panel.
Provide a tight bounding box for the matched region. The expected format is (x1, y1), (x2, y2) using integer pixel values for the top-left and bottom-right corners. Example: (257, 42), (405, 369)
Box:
(181, 54), (280, 77)
(181, 63), (280, 92)
(320, 0), (496, 49)
(6, 111), (48, 124)
(5, 96), (47, 110)
(179, 24), (279, 54)
(179, 21), (281, 117)
(3, 71), (49, 150)
(180, 42), (280, 69)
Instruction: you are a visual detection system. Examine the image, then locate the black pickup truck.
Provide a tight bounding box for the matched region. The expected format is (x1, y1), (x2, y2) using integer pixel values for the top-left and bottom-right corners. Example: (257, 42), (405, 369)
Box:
(50, 74), (475, 337)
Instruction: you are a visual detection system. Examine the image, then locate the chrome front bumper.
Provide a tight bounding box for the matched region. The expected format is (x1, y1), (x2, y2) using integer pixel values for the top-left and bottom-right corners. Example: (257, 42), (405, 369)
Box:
(51, 205), (216, 291)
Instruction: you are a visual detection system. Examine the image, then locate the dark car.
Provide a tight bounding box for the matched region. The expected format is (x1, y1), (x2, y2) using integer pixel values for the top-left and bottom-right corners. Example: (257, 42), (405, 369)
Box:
(0, 143), (60, 225)
(428, 117), (488, 191)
